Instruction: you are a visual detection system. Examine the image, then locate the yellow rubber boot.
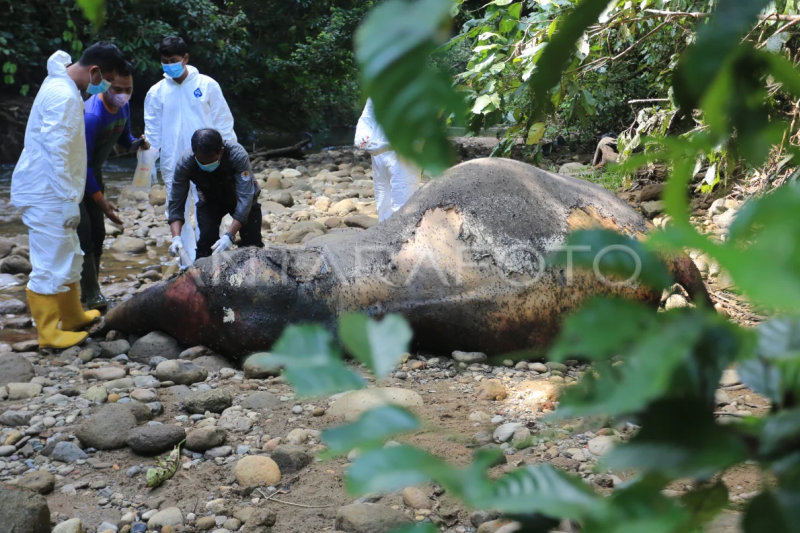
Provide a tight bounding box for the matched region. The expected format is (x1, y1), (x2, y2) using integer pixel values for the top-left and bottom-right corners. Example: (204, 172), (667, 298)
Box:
(57, 282), (101, 332)
(27, 289), (88, 349)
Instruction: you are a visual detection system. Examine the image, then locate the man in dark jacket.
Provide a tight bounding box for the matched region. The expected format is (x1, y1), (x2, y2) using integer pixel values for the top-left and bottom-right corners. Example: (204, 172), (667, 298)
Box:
(167, 128), (263, 260)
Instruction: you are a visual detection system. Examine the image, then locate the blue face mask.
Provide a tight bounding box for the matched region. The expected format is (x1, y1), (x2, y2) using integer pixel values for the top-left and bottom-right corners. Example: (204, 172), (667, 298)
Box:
(162, 62), (185, 79)
(87, 69), (111, 95)
(196, 157), (220, 172)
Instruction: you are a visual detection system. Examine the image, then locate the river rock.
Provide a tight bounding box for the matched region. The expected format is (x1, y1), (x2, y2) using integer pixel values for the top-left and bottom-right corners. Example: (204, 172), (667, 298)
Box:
(241, 391), (280, 410)
(335, 503), (411, 533)
(186, 427), (227, 452)
(0, 353), (34, 387)
(149, 186), (167, 206)
(327, 388), (424, 422)
(184, 389), (233, 414)
(127, 425), (186, 455)
(111, 236), (147, 254)
(178, 346), (215, 359)
(155, 360), (208, 385)
(193, 355), (230, 373)
(402, 487), (431, 510)
(104, 378), (135, 390)
(52, 518), (83, 533)
(242, 509), (277, 533)
(588, 435), (621, 457)
(51, 441), (88, 463)
(1, 255), (32, 275)
(639, 183), (664, 202)
(476, 379), (507, 401)
(147, 507), (183, 530)
(84, 384), (108, 403)
(558, 163), (588, 176)
(640, 200), (665, 218)
(234, 456), (281, 487)
(7, 382), (42, 400)
(344, 214), (378, 229)
(0, 410), (34, 426)
(493, 423), (523, 443)
(219, 410), (253, 433)
(270, 444), (312, 474)
(124, 401), (154, 423)
(273, 191), (294, 207)
(83, 366), (126, 381)
(0, 483), (51, 533)
(720, 369), (741, 387)
(129, 332), (182, 363)
(452, 351), (488, 364)
(131, 388), (157, 402)
(99, 340), (131, 358)
(0, 298), (26, 314)
(17, 471), (55, 494)
(76, 404), (137, 450)
(242, 353), (282, 379)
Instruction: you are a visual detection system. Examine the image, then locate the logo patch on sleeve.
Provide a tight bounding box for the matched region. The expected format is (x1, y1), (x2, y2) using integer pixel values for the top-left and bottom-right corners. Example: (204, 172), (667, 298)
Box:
(241, 171), (252, 180)
(194, 88), (203, 98)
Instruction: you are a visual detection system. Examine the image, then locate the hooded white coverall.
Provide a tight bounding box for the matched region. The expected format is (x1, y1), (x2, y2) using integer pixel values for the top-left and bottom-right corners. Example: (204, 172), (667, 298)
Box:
(354, 99), (420, 222)
(11, 51), (85, 295)
(144, 65), (236, 266)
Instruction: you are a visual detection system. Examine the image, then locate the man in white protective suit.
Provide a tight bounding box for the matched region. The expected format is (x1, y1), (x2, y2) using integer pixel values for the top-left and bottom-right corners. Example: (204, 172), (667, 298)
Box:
(144, 36), (236, 267)
(11, 43), (127, 349)
(355, 98), (421, 222)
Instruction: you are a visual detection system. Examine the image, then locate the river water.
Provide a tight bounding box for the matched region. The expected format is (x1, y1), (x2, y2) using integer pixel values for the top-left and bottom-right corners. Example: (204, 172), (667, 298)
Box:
(0, 156), (158, 346)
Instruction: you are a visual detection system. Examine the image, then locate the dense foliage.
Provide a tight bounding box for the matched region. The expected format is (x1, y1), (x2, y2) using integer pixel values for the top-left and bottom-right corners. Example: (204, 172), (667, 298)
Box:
(0, 0), (372, 134)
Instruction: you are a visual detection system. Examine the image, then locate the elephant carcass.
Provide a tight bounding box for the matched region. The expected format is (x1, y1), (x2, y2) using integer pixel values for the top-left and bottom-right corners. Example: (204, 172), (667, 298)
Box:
(105, 158), (706, 358)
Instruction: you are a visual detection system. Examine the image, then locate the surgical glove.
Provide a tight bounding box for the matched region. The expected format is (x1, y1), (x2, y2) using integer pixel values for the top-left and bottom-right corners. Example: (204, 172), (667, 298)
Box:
(169, 236), (184, 258)
(61, 202), (81, 230)
(211, 234), (233, 255)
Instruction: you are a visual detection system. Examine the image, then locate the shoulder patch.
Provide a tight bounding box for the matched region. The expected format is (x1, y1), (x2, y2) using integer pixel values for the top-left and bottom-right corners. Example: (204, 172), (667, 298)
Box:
(241, 171), (252, 181)
(194, 88), (203, 98)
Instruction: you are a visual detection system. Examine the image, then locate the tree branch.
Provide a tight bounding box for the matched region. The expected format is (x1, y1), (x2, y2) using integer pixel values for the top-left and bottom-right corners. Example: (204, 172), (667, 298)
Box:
(643, 9), (800, 21)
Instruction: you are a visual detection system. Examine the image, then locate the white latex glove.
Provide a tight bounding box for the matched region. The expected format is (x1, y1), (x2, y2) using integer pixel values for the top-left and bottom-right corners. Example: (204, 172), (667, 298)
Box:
(61, 202), (81, 230)
(169, 235), (184, 258)
(211, 234), (233, 255)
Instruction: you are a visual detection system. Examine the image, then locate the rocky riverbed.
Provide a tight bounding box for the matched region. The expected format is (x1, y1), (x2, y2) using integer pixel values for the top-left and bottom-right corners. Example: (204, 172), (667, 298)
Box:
(0, 145), (760, 533)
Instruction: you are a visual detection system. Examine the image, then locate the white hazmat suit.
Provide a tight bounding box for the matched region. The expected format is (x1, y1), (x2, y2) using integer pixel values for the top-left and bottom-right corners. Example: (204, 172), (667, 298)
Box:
(355, 99), (420, 222)
(144, 65), (236, 266)
(11, 51), (85, 295)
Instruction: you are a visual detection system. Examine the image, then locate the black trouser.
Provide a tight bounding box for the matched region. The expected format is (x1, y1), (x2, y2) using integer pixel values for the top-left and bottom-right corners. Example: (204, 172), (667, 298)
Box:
(77, 175), (105, 257)
(196, 200), (264, 259)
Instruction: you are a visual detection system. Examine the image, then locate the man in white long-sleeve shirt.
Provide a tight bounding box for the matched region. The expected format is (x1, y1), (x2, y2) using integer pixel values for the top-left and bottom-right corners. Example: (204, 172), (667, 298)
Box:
(12, 43), (126, 349)
(144, 36), (236, 267)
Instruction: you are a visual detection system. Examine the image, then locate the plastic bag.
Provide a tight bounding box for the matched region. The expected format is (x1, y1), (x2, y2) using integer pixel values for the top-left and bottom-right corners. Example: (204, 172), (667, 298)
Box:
(132, 149), (156, 192)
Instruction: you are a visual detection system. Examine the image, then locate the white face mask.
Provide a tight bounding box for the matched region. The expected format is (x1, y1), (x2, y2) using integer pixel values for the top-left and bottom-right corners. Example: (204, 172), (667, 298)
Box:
(106, 91), (131, 108)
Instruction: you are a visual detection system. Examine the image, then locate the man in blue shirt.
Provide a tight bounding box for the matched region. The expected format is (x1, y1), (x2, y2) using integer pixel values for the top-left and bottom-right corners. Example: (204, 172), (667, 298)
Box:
(80, 60), (148, 309)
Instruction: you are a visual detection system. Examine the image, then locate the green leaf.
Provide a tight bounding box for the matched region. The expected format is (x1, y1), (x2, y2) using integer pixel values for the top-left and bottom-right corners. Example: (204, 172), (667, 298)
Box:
(356, 0), (464, 173)
(603, 399), (748, 478)
(680, 482), (729, 532)
(526, 122), (546, 145)
(555, 314), (704, 418)
(508, 3), (522, 19)
(339, 313), (413, 378)
(76, 0), (106, 29)
(322, 406), (420, 455)
(672, 0), (771, 111)
(474, 464), (603, 519)
(759, 409), (800, 456)
(547, 229), (673, 290)
(549, 298), (659, 362)
(738, 358), (782, 404)
(758, 318), (800, 360)
(346, 445), (454, 495)
(744, 490), (800, 533)
(528, 0), (615, 119)
(390, 525), (437, 533)
(270, 325), (365, 397)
